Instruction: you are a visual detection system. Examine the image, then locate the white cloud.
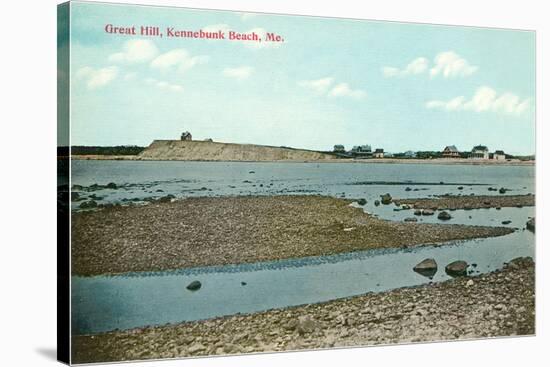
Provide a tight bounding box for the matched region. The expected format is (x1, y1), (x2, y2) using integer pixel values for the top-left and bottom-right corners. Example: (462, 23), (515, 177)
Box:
(382, 57), (429, 77)
(150, 49), (209, 73)
(329, 83), (367, 99)
(298, 77), (334, 94)
(144, 77), (183, 92)
(299, 77), (366, 100)
(223, 66), (254, 80)
(75, 66), (118, 89)
(108, 39), (159, 63)
(429, 51), (478, 78)
(426, 86), (529, 115)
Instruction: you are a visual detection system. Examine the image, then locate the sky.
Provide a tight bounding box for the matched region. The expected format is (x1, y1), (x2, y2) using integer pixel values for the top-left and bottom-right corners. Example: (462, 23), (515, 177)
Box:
(62, 1), (536, 155)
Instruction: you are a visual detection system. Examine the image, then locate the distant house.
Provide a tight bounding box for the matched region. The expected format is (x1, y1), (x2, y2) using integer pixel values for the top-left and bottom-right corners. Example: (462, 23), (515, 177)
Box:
(181, 131), (192, 141)
(204, 138), (213, 142)
(350, 144), (372, 158)
(333, 144), (346, 153)
(470, 145), (489, 159)
(404, 150), (417, 158)
(442, 145), (460, 158)
(493, 150), (506, 160)
(373, 148), (384, 158)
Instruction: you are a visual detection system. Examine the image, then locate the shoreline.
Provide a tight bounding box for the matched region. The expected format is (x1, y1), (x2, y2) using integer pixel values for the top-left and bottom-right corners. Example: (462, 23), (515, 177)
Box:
(70, 155), (535, 166)
(71, 195), (514, 276)
(72, 257), (535, 363)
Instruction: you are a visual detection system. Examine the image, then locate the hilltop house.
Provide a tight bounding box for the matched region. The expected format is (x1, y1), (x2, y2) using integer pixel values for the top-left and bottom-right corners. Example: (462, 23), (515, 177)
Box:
(493, 150), (506, 160)
(442, 145), (460, 158)
(333, 144), (346, 153)
(373, 148), (384, 158)
(470, 145), (489, 159)
(350, 144), (372, 158)
(181, 131), (192, 141)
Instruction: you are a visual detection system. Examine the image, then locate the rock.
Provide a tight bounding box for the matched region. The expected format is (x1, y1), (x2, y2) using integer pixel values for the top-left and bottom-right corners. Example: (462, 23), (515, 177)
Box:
(458, 186), (464, 190)
(405, 187), (412, 192)
(466, 279), (474, 287)
(437, 211), (452, 220)
(158, 194), (175, 203)
(483, 200), (491, 205)
(401, 204), (411, 210)
(186, 280), (202, 291)
(380, 193), (392, 205)
(526, 218), (535, 232)
(422, 209), (434, 216)
(71, 192), (80, 201)
(404, 217), (418, 222)
(445, 260), (468, 277)
(413, 258), (438, 277)
(79, 200), (97, 209)
(374, 200), (380, 206)
(488, 187), (497, 191)
(296, 316), (318, 335)
(105, 182), (117, 189)
(414, 209), (422, 216)
(188, 343), (206, 353)
(357, 198), (367, 206)
(501, 220), (512, 225)
(499, 187), (507, 194)
(241, 281), (247, 286)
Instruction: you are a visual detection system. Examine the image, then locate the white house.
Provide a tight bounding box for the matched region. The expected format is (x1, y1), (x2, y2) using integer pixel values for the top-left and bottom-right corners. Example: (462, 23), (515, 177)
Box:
(470, 145), (489, 159)
(493, 150), (506, 160)
(373, 148), (384, 158)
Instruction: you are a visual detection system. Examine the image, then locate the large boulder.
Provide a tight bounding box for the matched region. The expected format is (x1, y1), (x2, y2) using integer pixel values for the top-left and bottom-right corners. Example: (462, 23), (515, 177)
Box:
(437, 211), (452, 220)
(422, 209), (434, 216)
(404, 217), (418, 222)
(380, 193), (392, 205)
(413, 258), (438, 277)
(445, 261), (468, 277)
(526, 218), (535, 232)
(186, 280), (202, 291)
(374, 200), (380, 206)
(357, 198), (367, 206)
(414, 209), (422, 216)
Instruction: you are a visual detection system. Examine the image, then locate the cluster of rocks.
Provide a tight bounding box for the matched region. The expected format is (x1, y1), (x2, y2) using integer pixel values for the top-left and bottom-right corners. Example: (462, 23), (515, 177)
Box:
(413, 258), (468, 278)
(394, 194), (534, 211)
(72, 257), (535, 364)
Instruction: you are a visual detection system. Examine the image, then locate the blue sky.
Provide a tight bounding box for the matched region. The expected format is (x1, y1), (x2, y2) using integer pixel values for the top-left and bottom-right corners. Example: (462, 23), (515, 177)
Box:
(66, 1), (535, 155)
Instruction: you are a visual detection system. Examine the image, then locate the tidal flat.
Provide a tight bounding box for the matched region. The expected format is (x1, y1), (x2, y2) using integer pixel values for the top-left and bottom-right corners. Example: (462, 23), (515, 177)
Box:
(71, 195), (514, 276)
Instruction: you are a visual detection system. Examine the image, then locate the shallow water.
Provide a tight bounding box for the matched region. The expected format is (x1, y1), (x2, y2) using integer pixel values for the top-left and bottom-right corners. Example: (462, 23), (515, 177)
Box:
(72, 229), (533, 335)
(69, 160), (535, 335)
(69, 161), (534, 209)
